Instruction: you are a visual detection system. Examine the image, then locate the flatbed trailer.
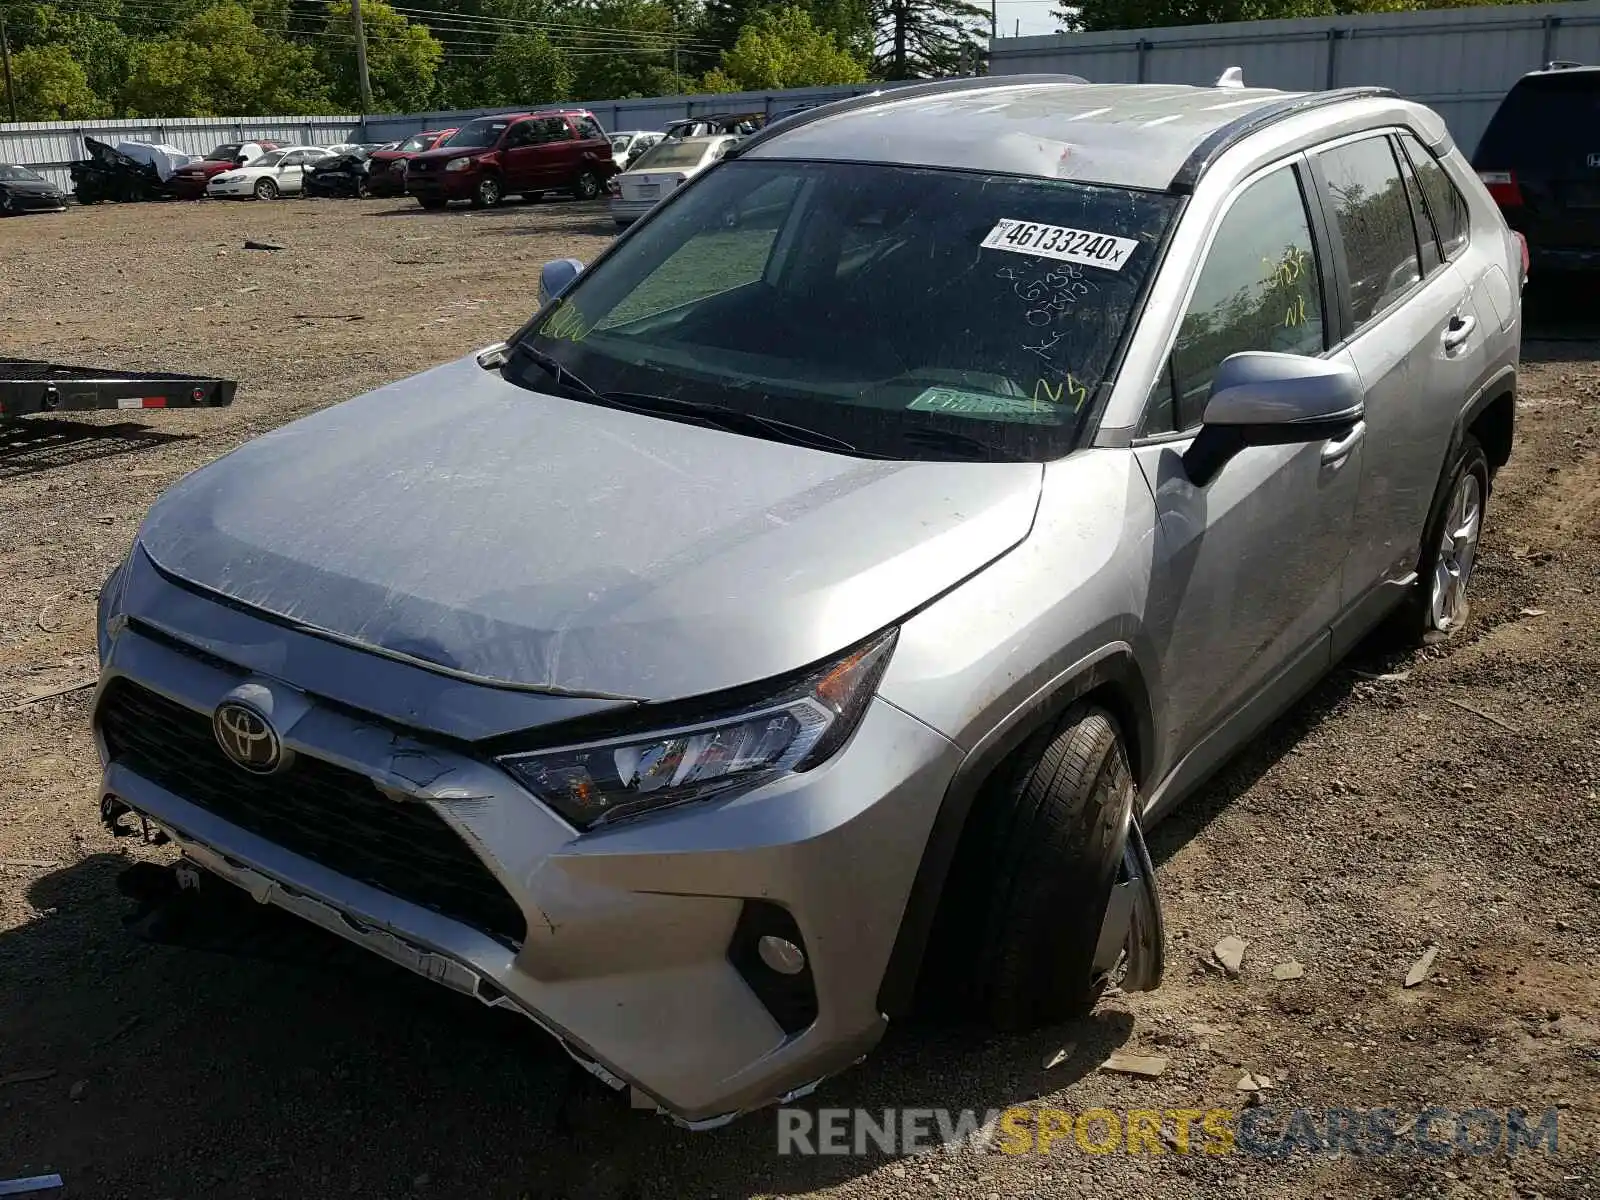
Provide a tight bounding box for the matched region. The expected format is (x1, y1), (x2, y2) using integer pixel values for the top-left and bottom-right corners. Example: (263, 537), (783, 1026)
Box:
(0, 359), (236, 419)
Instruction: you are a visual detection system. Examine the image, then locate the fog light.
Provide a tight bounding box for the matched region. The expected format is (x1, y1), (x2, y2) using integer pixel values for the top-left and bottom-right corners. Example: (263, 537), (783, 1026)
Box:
(757, 935), (806, 976)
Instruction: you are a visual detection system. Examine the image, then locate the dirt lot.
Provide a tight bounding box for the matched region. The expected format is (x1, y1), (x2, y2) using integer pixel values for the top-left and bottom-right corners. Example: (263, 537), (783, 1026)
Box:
(0, 197), (1596, 1200)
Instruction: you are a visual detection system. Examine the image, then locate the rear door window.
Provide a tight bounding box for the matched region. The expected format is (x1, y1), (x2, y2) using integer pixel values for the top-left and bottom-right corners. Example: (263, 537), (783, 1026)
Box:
(1315, 136), (1422, 330)
(1151, 163), (1326, 435)
(1399, 133), (1470, 260)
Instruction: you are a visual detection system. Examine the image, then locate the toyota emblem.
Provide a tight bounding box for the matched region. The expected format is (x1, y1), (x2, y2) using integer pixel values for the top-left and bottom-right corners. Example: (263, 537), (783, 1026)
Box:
(213, 701), (283, 774)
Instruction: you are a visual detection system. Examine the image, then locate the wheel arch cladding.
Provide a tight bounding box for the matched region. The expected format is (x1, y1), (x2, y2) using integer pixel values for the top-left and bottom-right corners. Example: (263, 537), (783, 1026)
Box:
(1469, 388), (1515, 473)
(873, 650), (1156, 1018)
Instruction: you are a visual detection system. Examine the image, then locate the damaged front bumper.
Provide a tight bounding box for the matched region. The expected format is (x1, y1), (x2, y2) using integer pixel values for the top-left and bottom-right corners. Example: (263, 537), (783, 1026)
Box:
(93, 557), (966, 1126)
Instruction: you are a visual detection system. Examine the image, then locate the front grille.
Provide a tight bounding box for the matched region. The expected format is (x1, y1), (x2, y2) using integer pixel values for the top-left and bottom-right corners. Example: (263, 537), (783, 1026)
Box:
(99, 679), (528, 948)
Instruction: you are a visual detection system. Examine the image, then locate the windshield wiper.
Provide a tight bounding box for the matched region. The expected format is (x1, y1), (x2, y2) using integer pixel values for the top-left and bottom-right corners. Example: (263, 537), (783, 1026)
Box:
(507, 345), (868, 456)
(592, 391), (867, 456)
(897, 427), (996, 461)
(510, 343), (604, 400)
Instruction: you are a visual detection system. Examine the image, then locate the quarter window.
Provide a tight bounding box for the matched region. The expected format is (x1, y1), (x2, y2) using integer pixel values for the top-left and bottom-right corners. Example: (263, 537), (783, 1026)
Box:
(1316, 136), (1422, 328)
(577, 116), (606, 141)
(1399, 132), (1470, 260)
(1151, 165), (1326, 435)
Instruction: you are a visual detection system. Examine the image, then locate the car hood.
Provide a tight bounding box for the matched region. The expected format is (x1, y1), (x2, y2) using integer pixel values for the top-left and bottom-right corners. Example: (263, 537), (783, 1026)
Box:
(1, 180), (62, 195)
(136, 355), (1042, 700)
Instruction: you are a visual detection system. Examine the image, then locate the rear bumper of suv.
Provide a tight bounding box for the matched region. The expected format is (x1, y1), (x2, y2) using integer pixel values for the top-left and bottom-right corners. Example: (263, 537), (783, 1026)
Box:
(94, 566), (961, 1126)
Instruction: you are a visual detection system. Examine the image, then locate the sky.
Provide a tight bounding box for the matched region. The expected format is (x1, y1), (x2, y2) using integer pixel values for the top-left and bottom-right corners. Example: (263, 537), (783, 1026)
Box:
(991, 0), (1066, 39)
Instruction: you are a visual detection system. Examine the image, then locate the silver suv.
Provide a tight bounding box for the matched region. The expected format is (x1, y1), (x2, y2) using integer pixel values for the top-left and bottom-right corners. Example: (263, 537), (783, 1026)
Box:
(94, 76), (1520, 1128)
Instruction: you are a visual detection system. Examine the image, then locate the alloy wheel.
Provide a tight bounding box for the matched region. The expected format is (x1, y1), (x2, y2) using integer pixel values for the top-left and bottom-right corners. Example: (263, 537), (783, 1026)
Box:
(1430, 470), (1482, 630)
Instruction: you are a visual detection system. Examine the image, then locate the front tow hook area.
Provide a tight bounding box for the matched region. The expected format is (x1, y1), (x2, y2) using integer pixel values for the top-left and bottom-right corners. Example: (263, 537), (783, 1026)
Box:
(1091, 816), (1165, 994)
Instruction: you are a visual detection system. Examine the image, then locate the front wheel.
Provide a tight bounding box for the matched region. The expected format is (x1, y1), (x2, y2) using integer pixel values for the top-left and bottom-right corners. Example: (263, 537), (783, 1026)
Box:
(571, 171), (602, 201)
(470, 175), (502, 208)
(253, 177), (279, 201)
(937, 704), (1163, 1030)
(1393, 433), (1490, 643)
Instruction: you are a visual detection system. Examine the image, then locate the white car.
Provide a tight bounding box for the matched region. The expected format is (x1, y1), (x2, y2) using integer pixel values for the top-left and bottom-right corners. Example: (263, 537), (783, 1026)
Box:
(608, 130), (664, 172)
(206, 147), (337, 200)
(608, 135), (739, 227)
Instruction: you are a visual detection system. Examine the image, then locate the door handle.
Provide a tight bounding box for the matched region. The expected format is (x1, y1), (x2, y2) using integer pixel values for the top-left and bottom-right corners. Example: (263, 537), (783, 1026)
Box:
(1320, 419), (1366, 466)
(1442, 312), (1477, 352)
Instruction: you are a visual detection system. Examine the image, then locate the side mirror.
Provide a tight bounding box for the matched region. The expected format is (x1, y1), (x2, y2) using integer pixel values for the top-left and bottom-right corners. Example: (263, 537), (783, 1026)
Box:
(538, 258), (584, 307)
(1182, 352), (1364, 487)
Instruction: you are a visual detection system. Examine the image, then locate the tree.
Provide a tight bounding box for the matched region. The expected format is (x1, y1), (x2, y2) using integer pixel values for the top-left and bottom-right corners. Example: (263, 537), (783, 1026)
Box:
(716, 6), (866, 89)
(564, 0), (688, 101)
(7, 43), (101, 119)
(319, 0), (443, 112)
(9, 7), (130, 114)
(123, 3), (328, 117)
(484, 31), (573, 105)
(874, 0), (987, 79)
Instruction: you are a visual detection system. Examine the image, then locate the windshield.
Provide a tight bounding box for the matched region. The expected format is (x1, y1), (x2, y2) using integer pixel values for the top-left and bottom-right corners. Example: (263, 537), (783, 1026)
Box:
(445, 119), (508, 149)
(249, 151), (286, 169)
(399, 134), (433, 153)
(509, 160), (1175, 462)
(610, 134), (633, 152)
(1477, 72), (1600, 168)
(0, 165), (45, 183)
(207, 143), (243, 161)
(631, 140), (717, 171)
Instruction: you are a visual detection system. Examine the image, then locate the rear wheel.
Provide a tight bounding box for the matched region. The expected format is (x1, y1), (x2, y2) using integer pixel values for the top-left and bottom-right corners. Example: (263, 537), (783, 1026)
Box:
(470, 175), (502, 208)
(253, 177), (278, 201)
(571, 170), (602, 201)
(1392, 433), (1490, 643)
(935, 704), (1164, 1029)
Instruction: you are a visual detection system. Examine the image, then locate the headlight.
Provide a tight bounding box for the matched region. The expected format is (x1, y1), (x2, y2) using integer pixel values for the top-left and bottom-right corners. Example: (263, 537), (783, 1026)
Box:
(498, 629), (897, 831)
(444, 157), (474, 172)
(96, 556), (130, 665)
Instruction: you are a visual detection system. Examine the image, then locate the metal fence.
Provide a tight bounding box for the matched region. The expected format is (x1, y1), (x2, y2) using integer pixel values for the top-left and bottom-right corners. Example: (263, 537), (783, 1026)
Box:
(989, 0), (1600, 157)
(0, 83), (898, 191)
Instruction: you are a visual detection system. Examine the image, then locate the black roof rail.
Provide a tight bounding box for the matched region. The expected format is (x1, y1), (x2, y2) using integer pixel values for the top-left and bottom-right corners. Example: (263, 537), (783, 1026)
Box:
(724, 73), (1091, 159)
(1169, 85), (1396, 193)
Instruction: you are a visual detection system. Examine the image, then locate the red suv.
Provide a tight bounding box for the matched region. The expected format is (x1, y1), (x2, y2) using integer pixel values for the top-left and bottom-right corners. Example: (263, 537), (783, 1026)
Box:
(405, 110), (617, 209)
(366, 128), (457, 198)
(171, 141), (283, 199)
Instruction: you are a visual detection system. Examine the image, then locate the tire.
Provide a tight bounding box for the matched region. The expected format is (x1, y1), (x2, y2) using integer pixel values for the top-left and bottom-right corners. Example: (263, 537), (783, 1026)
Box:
(1391, 433), (1491, 643)
(942, 704), (1140, 1030)
(253, 177), (279, 201)
(571, 170), (602, 201)
(471, 175), (502, 208)
(417, 196), (448, 210)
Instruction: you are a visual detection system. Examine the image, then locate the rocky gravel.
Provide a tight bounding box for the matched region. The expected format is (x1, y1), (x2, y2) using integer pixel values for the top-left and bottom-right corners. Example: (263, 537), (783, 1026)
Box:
(0, 198), (1596, 1199)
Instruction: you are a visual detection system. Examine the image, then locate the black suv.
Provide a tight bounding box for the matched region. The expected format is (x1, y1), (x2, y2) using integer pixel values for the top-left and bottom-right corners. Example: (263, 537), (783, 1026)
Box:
(1473, 62), (1600, 273)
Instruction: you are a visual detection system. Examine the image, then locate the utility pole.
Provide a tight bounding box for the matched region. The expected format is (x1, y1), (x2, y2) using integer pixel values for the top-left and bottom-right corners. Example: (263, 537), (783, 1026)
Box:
(0, 16), (17, 124)
(990, 0), (997, 42)
(350, 0), (373, 115)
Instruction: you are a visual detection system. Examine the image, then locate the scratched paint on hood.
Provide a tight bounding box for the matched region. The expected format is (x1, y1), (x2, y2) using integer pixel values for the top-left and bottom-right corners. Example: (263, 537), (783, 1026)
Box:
(136, 355), (1043, 700)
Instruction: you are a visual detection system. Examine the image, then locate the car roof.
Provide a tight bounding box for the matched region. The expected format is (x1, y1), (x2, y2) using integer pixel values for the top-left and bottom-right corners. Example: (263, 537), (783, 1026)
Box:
(739, 77), (1386, 192)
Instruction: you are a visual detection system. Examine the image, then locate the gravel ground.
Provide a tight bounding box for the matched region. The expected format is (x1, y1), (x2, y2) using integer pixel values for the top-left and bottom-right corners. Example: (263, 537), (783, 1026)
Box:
(0, 197), (1596, 1200)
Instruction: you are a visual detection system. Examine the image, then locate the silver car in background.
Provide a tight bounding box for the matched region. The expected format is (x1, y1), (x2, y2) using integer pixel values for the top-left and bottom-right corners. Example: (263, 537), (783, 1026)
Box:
(608, 134), (740, 227)
(95, 75), (1520, 1128)
(608, 129), (665, 172)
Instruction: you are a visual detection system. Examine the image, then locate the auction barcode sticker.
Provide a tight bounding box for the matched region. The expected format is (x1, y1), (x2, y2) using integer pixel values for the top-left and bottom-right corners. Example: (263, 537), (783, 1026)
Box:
(981, 219), (1138, 271)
